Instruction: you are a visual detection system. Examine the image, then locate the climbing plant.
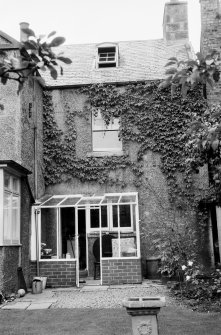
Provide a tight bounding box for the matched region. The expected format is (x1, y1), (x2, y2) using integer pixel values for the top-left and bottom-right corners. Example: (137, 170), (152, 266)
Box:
(43, 81), (208, 203)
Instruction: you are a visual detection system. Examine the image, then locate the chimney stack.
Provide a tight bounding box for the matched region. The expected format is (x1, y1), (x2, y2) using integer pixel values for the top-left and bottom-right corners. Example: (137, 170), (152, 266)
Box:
(163, 1), (189, 41)
(19, 22), (30, 42)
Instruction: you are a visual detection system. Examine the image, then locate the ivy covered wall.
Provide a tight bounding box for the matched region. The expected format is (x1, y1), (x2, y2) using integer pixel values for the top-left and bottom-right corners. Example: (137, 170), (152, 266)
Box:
(42, 81), (212, 267)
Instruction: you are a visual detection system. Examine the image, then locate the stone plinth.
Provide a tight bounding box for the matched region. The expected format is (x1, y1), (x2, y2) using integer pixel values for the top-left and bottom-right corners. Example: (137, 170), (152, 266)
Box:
(123, 296), (166, 335)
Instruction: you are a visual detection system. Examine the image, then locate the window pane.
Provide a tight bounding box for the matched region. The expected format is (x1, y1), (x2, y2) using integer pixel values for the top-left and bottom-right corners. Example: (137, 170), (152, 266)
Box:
(3, 192), (11, 243)
(112, 206), (118, 227)
(90, 209), (99, 228)
(93, 130), (122, 151)
(4, 173), (10, 190)
(11, 196), (20, 243)
(113, 205), (131, 228)
(120, 205), (131, 227)
(90, 207), (108, 228)
(41, 208), (58, 259)
(12, 177), (19, 193)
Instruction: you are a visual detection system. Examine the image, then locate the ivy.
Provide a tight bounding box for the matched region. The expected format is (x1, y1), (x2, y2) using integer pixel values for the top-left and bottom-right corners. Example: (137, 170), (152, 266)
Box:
(43, 81), (207, 210)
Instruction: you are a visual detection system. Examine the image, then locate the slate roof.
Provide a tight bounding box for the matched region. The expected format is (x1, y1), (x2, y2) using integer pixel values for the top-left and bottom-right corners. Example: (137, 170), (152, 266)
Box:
(42, 38), (193, 88)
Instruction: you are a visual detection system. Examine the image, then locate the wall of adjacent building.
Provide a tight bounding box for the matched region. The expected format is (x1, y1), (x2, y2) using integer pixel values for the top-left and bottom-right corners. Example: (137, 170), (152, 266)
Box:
(200, 0), (221, 103)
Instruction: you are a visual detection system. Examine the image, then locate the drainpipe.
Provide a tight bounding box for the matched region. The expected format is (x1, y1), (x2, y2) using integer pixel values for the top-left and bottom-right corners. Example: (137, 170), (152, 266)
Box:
(34, 208), (40, 276)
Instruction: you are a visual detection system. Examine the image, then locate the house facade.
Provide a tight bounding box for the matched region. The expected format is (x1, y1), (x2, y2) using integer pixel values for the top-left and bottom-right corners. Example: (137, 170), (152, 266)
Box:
(0, 0), (217, 291)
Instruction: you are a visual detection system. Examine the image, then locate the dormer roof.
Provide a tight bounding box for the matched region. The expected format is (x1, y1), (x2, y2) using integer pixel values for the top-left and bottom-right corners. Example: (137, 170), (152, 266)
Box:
(42, 38), (194, 88)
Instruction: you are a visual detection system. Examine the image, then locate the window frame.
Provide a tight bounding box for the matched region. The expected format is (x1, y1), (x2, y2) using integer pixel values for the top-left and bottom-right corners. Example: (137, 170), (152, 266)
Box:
(96, 43), (119, 69)
(1, 171), (21, 245)
(92, 110), (122, 152)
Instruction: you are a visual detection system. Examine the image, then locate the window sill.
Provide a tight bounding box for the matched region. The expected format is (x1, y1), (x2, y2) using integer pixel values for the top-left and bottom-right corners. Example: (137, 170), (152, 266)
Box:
(87, 151), (124, 157)
(0, 244), (22, 247)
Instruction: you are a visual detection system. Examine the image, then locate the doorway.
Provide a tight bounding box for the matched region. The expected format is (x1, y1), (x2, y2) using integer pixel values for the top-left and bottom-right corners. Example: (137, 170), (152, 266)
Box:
(61, 208), (87, 272)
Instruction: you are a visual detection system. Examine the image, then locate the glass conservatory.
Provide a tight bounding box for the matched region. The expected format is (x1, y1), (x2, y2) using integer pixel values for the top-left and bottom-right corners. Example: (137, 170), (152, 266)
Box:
(32, 192), (141, 287)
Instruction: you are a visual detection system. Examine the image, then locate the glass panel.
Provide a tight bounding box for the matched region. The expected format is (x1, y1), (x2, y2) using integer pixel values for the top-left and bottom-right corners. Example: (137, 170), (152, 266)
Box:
(41, 197), (65, 207)
(120, 195), (136, 204)
(61, 207), (75, 259)
(78, 198), (102, 206)
(93, 130), (122, 151)
(11, 195), (20, 243)
(12, 177), (19, 193)
(60, 197), (81, 206)
(112, 235), (137, 258)
(3, 192), (11, 243)
(4, 173), (10, 190)
(41, 208), (57, 259)
(90, 207), (108, 228)
(113, 205), (131, 228)
(102, 195), (120, 204)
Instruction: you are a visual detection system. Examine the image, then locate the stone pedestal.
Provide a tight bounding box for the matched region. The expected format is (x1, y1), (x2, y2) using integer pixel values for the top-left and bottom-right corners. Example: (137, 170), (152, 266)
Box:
(123, 296), (166, 335)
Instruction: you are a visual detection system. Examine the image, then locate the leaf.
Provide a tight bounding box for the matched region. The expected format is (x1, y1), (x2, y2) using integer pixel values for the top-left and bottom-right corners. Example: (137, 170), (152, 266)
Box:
(168, 57), (178, 62)
(57, 56), (72, 64)
(21, 28), (35, 37)
(165, 68), (177, 75)
(213, 70), (220, 82)
(211, 139), (219, 151)
(206, 77), (214, 88)
(165, 61), (177, 67)
(49, 37), (66, 47)
(48, 65), (58, 79)
(47, 31), (56, 38)
(23, 40), (37, 50)
(158, 80), (171, 90)
(60, 66), (63, 75)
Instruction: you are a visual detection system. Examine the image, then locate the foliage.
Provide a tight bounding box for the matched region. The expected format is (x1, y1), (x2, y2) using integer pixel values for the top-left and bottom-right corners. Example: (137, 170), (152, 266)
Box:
(172, 264), (221, 312)
(43, 82), (207, 198)
(184, 104), (221, 203)
(0, 26), (72, 94)
(43, 82), (209, 272)
(159, 50), (220, 98)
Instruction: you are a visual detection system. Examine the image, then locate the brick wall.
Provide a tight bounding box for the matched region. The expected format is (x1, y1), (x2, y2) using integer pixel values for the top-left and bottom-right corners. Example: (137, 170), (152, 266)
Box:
(102, 258), (142, 285)
(30, 260), (76, 288)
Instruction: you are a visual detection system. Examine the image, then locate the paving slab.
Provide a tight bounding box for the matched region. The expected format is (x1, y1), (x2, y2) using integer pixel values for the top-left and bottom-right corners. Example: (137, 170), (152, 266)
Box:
(26, 302), (52, 310)
(81, 285), (109, 292)
(2, 302), (30, 310)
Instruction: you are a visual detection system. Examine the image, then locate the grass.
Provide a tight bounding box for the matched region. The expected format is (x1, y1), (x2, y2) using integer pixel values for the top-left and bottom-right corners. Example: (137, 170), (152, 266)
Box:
(0, 306), (221, 334)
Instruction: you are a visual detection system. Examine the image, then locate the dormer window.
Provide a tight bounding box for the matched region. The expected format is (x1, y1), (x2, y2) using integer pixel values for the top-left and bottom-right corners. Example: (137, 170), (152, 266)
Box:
(96, 43), (118, 68)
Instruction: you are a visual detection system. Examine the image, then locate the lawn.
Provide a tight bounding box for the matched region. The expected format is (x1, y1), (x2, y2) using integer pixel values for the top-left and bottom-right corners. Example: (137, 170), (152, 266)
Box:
(0, 306), (221, 335)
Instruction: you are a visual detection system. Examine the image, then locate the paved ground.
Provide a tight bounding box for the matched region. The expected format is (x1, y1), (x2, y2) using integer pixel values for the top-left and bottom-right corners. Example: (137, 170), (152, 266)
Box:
(0, 280), (176, 310)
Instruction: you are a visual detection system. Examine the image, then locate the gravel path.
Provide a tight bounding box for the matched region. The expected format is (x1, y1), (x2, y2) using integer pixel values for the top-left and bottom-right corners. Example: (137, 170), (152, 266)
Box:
(51, 281), (177, 309)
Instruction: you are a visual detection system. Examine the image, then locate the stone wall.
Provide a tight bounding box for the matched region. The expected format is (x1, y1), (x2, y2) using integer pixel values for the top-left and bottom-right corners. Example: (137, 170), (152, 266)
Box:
(102, 258), (142, 285)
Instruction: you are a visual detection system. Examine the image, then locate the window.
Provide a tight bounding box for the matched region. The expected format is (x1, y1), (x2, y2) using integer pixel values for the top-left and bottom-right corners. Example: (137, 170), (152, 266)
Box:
(92, 110), (122, 152)
(90, 207), (108, 229)
(3, 173), (20, 244)
(97, 43), (118, 68)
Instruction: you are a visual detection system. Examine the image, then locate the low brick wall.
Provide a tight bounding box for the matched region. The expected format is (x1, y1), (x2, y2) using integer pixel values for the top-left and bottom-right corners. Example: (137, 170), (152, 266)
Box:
(102, 258), (142, 285)
(30, 260), (76, 288)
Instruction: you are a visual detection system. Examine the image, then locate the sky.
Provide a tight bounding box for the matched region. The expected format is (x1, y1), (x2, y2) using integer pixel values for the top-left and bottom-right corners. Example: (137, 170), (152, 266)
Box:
(1, 0), (201, 51)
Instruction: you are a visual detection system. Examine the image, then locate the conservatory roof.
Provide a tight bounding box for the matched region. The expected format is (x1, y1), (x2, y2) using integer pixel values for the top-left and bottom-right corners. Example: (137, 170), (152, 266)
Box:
(38, 192), (138, 208)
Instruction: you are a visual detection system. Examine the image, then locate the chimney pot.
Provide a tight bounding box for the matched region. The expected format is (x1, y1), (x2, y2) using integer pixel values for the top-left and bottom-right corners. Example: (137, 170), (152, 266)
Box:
(19, 22), (30, 42)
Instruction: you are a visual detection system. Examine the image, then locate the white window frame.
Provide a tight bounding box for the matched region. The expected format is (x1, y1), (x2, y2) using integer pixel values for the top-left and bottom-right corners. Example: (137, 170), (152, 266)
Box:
(1, 170), (21, 245)
(92, 110), (122, 152)
(88, 204), (133, 233)
(96, 43), (119, 68)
